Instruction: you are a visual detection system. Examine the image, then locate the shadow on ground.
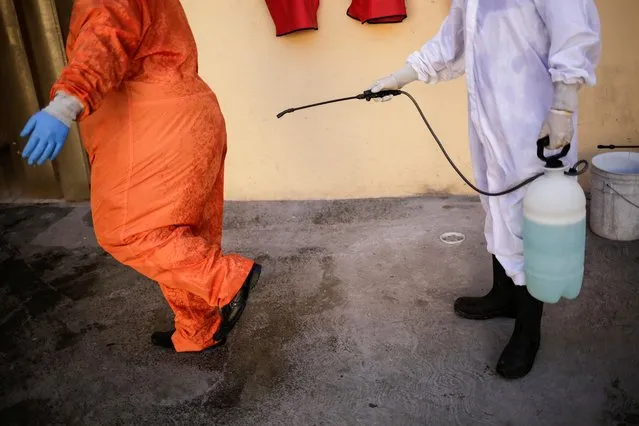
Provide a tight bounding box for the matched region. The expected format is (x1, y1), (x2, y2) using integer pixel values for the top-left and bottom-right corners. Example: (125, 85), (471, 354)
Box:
(0, 198), (637, 425)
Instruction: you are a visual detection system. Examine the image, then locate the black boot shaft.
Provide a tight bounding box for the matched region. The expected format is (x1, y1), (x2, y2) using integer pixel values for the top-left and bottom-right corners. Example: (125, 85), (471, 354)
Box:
(496, 286), (544, 379)
(454, 255), (517, 320)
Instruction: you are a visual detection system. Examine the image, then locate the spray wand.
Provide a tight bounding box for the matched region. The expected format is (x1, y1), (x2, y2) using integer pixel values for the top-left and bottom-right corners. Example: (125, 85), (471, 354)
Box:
(597, 145), (639, 150)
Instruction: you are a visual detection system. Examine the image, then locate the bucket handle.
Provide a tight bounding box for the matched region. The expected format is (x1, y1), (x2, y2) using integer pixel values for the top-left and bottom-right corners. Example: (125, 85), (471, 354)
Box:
(606, 183), (639, 209)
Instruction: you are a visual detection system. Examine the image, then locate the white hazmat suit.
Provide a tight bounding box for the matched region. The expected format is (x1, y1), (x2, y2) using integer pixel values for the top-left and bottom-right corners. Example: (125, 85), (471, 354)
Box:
(368, 0), (601, 379)
(372, 0), (601, 286)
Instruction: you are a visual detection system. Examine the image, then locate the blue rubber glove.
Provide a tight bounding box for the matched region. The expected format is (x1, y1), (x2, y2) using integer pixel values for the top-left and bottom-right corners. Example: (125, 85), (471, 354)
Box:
(20, 111), (70, 166)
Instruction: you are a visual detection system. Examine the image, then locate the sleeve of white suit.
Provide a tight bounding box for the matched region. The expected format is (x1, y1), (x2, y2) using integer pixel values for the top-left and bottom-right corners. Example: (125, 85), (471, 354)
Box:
(406, 0), (465, 84)
(535, 0), (602, 87)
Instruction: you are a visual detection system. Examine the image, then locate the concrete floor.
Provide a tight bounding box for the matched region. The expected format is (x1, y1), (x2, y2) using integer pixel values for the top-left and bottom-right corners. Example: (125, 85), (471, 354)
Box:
(0, 197), (637, 425)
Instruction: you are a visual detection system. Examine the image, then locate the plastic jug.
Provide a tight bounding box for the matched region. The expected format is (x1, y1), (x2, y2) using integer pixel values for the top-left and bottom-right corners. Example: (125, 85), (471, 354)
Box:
(523, 140), (587, 304)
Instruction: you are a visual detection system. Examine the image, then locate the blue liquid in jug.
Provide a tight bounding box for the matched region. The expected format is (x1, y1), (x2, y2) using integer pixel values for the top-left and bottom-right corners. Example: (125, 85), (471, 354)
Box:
(523, 217), (586, 303)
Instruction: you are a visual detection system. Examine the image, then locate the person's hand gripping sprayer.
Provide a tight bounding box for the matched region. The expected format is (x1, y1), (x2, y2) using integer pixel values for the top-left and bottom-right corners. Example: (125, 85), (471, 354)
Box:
(367, 65), (419, 103)
(538, 83), (578, 150)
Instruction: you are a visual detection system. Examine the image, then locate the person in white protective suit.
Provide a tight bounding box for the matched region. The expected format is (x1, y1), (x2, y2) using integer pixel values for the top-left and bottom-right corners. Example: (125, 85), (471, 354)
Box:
(367, 0), (601, 378)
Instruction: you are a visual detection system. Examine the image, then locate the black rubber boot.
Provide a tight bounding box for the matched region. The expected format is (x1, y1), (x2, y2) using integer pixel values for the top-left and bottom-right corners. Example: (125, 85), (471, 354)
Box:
(213, 263), (262, 343)
(496, 285), (544, 379)
(151, 263), (261, 352)
(454, 255), (517, 320)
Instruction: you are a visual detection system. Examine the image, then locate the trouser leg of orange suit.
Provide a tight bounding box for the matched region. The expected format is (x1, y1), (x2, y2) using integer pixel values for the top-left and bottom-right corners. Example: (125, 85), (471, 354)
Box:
(158, 161), (240, 352)
(85, 89), (254, 352)
(94, 175), (253, 352)
(159, 284), (223, 351)
(112, 218), (251, 352)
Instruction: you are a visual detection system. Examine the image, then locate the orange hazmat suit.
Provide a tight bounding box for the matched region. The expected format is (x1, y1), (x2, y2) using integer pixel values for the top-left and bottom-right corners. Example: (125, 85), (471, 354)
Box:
(51, 0), (257, 352)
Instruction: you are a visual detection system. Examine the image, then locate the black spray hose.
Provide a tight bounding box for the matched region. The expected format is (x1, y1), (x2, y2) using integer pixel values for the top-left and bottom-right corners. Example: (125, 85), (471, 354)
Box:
(598, 144), (639, 150)
(277, 89), (588, 197)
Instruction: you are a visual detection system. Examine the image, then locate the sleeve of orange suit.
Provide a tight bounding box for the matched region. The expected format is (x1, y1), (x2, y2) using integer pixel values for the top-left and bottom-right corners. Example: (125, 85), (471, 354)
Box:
(50, 0), (144, 120)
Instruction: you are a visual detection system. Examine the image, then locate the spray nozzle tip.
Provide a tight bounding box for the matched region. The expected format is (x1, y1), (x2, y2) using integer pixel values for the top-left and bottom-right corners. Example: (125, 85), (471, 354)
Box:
(276, 108), (295, 119)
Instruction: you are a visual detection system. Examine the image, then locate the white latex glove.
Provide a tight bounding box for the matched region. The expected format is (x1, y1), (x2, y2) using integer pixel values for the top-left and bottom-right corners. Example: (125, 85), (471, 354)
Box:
(538, 82), (578, 150)
(366, 64), (418, 102)
(539, 109), (574, 150)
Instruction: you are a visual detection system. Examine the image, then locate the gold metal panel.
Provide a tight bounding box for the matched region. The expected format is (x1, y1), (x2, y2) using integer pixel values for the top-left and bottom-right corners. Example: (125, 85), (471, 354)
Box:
(17, 0), (90, 201)
(0, 0), (61, 199)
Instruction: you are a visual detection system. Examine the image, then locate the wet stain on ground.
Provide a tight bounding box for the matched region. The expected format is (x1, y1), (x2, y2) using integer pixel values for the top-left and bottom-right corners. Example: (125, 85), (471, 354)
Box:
(313, 203), (360, 225)
(603, 379), (639, 425)
(0, 207), (113, 360)
(0, 255), (64, 318)
(311, 199), (403, 225)
(223, 214), (262, 230)
(0, 247), (109, 316)
(159, 246), (346, 418)
(2, 201), (639, 425)
(297, 246), (326, 256)
(442, 204), (476, 210)
(82, 210), (93, 228)
(414, 298), (429, 307)
(0, 205), (73, 242)
(56, 321), (109, 351)
(0, 398), (60, 426)
(302, 255), (345, 314)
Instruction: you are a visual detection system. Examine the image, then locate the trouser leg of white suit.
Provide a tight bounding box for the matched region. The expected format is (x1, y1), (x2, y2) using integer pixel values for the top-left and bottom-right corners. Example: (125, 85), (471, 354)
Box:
(474, 114), (580, 287)
(468, 124), (526, 286)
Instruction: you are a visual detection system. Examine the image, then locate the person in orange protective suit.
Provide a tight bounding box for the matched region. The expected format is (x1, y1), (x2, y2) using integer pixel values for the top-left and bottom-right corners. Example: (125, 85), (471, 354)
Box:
(19, 0), (262, 352)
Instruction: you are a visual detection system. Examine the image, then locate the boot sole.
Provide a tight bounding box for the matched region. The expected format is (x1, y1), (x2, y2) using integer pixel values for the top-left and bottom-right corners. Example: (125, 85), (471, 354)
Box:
(151, 331), (227, 352)
(496, 365), (534, 379)
(454, 307), (517, 320)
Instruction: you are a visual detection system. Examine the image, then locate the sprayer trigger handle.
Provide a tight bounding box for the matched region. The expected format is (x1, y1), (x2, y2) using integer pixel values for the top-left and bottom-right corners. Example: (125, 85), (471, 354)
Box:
(359, 89), (403, 101)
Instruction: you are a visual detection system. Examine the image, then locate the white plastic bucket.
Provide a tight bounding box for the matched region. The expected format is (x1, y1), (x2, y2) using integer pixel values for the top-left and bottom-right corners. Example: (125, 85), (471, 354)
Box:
(589, 151), (639, 241)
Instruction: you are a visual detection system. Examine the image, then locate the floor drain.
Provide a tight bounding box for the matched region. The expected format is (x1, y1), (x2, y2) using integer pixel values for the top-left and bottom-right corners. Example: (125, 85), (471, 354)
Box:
(440, 232), (465, 245)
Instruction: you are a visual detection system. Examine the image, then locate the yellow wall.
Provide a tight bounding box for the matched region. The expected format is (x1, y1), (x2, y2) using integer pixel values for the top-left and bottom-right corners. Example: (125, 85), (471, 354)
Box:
(181, 0), (639, 201)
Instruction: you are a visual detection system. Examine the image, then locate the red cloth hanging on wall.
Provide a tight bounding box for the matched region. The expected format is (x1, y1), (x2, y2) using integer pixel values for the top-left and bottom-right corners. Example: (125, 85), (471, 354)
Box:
(347, 0), (407, 24)
(265, 0), (320, 36)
